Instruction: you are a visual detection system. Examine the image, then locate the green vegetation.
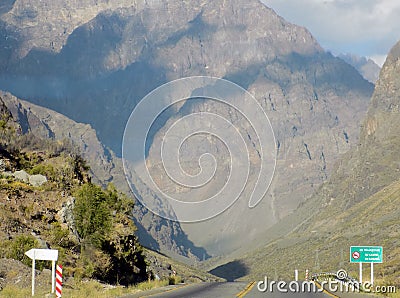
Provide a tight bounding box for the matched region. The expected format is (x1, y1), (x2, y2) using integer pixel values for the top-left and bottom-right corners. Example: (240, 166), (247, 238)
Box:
(0, 235), (39, 267)
(168, 275), (182, 285)
(72, 183), (147, 285)
(73, 183), (113, 247)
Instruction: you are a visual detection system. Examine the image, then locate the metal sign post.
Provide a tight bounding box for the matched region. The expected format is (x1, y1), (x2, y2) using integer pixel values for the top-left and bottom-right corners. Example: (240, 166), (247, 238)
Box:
(25, 249), (59, 296)
(371, 263), (374, 285)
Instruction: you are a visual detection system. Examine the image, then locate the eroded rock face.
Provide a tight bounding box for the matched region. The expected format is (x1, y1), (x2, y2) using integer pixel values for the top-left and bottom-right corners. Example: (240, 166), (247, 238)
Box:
(0, 0), (374, 255)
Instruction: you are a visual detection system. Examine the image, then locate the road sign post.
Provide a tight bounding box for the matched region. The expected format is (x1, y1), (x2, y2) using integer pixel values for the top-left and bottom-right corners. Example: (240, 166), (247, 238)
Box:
(52, 260), (56, 293)
(350, 246), (382, 285)
(31, 253), (35, 297)
(371, 263), (374, 285)
(25, 249), (59, 296)
(56, 264), (62, 297)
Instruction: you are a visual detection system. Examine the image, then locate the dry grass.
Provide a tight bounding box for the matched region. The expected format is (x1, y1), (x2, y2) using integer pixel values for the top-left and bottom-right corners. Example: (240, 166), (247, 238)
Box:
(0, 286), (33, 298)
(0, 279), (171, 298)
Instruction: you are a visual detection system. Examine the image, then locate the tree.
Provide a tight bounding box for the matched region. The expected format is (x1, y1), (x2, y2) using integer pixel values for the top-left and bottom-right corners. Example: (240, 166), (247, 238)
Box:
(73, 183), (112, 248)
(73, 183), (148, 285)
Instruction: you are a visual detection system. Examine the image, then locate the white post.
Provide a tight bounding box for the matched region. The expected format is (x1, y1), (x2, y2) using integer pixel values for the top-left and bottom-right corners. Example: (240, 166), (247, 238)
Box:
(52, 260), (56, 293)
(31, 253), (35, 296)
(359, 262), (363, 284)
(295, 269), (298, 281)
(370, 263), (374, 285)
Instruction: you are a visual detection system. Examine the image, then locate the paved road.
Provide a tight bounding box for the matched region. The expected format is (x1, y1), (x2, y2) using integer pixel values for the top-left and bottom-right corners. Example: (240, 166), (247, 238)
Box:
(123, 281), (333, 298)
(123, 282), (247, 298)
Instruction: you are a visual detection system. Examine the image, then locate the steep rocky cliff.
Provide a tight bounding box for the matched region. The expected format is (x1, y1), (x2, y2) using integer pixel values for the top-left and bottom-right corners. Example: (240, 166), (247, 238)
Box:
(0, 0), (374, 255)
(313, 41), (400, 214)
(232, 41), (400, 284)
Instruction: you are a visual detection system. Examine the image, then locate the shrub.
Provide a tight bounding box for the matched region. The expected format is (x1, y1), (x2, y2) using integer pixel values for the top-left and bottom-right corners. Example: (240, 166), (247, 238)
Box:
(0, 235), (45, 268)
(72, 183), (148, 285)
(29, 163), (56, 179)
(168, 275), (182, 285)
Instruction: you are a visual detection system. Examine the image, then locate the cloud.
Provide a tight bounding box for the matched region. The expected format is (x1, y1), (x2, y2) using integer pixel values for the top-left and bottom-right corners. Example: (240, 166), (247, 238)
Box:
(260, 0), (400, 59)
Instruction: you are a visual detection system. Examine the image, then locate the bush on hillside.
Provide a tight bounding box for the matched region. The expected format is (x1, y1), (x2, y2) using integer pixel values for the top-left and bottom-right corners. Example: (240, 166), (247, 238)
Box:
(73, 183), (148, 285)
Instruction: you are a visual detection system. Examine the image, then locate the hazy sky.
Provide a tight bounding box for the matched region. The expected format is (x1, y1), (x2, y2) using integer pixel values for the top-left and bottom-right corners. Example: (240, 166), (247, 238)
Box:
(261, 0), (400, 66)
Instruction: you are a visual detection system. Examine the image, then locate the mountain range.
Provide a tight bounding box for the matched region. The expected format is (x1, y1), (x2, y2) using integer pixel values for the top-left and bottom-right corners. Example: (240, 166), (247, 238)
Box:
(0, 0), (382, 262)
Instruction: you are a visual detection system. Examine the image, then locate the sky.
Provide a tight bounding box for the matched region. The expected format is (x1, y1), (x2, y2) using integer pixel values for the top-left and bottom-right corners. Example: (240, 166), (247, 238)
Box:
(260, 0), (400, 67)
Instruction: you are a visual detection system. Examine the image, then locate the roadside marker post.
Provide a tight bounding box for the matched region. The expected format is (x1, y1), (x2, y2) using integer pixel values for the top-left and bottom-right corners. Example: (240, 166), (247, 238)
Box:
(295, 269), (298, 281)
(25, 249), (59, 296)
(56, 264), (62, 297)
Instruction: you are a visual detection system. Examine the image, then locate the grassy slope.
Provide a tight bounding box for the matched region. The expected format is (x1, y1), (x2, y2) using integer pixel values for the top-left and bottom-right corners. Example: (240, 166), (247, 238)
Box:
(237, 178), (400, 287)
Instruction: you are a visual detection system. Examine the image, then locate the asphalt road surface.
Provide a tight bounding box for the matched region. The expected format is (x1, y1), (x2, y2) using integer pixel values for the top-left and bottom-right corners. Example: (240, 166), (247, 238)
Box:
(123, 281), (333, 298)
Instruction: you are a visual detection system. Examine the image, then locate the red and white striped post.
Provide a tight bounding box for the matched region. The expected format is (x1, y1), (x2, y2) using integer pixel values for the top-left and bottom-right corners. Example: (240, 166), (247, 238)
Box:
(56, 264), (62, 297)
(305, 269), (309, 281)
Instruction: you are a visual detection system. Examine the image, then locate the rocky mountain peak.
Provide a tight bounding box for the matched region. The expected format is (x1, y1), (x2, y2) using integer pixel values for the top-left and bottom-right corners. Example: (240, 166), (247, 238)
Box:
(338, 53), (380, 83)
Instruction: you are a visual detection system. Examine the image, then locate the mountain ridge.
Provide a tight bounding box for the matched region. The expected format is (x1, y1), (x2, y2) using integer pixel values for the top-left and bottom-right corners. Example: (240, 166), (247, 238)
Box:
(338, 53), (381, 83)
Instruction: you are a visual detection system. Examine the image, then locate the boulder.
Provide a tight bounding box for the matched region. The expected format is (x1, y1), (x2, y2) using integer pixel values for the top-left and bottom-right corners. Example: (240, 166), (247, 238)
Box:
(29, 174), (47, 187)
(13, 170), (29, 183)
